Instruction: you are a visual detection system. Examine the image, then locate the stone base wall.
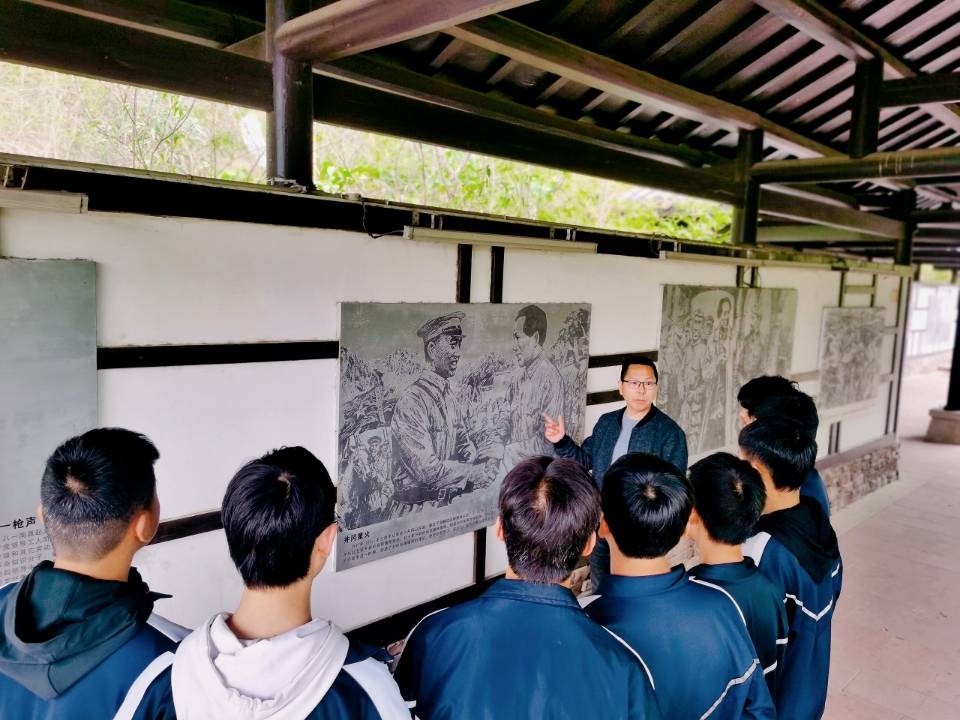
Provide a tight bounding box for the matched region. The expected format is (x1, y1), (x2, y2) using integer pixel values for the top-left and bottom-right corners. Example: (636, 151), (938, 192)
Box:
(821, 443), (899, 511)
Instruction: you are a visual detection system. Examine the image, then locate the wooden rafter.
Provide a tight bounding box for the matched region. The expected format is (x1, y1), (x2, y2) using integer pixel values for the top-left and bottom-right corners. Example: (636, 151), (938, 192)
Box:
(447, 14), (841, 158)
(752, 0), (960, 134)
(274, 0), (535, 62)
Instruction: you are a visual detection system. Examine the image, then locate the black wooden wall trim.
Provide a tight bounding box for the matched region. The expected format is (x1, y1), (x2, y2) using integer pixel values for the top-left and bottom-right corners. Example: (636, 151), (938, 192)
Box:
(98, 341), (339, 369)
(587, 389), (622, 406)
(16, 162), (660, 259)
(489, 246), (505, 304)
(456, 244), (472, 302)
(151, 511), (222, 545)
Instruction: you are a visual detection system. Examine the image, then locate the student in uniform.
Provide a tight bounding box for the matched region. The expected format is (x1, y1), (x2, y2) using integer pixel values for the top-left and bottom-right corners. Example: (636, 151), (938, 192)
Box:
(582, 453), (775, 720)
(0, 428), (185, 720)
(131, 446), (409, 720)
(737, 375), (830, 515)
(686, 452), (789, 697)
(740, 419), (842, 720)
(394, 456), (662, 720)
(545, 356), (688, 590)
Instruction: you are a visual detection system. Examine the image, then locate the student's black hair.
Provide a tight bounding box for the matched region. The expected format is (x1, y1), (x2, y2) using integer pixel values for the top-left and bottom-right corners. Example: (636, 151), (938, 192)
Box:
(689, 453), (765, 545)
(749, 390), (820, 436)
(499, 456), (600, 583)
(620, 356), (659, 383)
(41, 428), (160, 560)
(515, 305), (548, 346)
(602, 453), (691, 559)
(222, 446), (336, 589)
(739, 418), (817, 491)
(737, 375), (797, 417)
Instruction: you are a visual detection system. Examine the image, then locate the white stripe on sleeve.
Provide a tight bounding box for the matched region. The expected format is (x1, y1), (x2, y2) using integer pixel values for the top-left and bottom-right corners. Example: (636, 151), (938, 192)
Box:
(112, 651), (174, 720)
(344, 657), (411, 720)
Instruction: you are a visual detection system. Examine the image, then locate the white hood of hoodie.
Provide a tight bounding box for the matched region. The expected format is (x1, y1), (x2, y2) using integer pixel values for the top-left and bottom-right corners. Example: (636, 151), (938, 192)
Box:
(171, 613), (350, 720)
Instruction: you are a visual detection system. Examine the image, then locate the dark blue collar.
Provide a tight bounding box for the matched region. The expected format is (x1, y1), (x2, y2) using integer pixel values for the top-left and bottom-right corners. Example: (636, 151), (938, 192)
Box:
(482, 578), (582, 609)
(596, 565), (688, 597)
(689, 559), (757, 583)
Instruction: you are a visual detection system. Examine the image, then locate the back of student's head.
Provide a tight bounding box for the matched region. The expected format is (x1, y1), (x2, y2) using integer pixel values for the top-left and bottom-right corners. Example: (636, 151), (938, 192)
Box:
(748, 390), (820, 436)
(737, 375), (797, 417)
(739, 418), (816, 491)
(689, 453), (765, 545)
(499, 456), (600, 583)
(41, 427), (160, 561)
(602, 453), (692, 559)
(222, 446), (335, 589)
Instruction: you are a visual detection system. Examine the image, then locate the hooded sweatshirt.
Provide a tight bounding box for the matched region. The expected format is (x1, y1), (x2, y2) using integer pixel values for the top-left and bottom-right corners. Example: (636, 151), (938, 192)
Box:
(744, 497), (843, 720)
(0, 561), (183, 720)
(130, 614), (409, 720)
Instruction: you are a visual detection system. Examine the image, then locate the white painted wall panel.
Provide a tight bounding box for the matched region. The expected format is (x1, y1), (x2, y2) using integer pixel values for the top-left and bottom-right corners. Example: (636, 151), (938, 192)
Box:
(0, 206), (905, 631)
(0, 210), (457, 345)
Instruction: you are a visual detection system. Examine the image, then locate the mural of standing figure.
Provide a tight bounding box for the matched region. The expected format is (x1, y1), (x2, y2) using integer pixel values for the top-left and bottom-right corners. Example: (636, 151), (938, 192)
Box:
(501, 305), (566, 472)
(390, 312), (494, 515)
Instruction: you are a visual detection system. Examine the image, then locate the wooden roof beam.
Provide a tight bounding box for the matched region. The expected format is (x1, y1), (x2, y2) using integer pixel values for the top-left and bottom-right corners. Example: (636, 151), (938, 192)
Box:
(447, 14), (841, 159)
(881, 74), (960, 109)
(0, 1), (739, 204)
(760, 189), (903, 238)
(21, 0), (263, 47)
(274, 0), (534, 62)
(757, 225), (887, 243)
(752, 147), (960, 184)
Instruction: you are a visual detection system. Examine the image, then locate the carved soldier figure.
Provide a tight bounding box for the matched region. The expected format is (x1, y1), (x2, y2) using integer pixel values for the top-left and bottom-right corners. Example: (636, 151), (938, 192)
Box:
(390, 312), (492, 515)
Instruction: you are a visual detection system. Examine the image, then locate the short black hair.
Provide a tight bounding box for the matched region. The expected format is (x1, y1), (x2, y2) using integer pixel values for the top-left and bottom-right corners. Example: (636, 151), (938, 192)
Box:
(602, 453), (691, 559)
(499, 456), (600, 583)
(222, 446), (336, 589)
(41, 428), (159, 560)
(620, 356), (659, 382)
(689, 453), (765, 545)
(516, 305), (548, 346)
(749, 390), (820, 436)
(739, 418), (817, 491)
(737, 375), (797, 417)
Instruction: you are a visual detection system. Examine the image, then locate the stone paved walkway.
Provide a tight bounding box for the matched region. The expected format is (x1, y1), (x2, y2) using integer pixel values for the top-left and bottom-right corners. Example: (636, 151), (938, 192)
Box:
(824, 367), (960, 719)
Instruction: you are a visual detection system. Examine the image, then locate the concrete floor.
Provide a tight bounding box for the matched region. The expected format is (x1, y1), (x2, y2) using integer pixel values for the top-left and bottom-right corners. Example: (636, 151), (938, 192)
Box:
(824, 366), (960, 719)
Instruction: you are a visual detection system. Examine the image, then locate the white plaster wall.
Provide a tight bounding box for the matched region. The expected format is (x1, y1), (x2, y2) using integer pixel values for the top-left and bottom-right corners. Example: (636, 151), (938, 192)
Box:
(0, 207), (903, 630)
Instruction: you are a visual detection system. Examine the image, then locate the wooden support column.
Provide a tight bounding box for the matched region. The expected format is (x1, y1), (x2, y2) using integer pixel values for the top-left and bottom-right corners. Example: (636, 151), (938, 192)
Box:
(731, 128), (764, 246)
(849, 57), (882, 159)
(946, 289), (960, 411)
(266, 0), (313, 188)
(894, 190), (917, 267)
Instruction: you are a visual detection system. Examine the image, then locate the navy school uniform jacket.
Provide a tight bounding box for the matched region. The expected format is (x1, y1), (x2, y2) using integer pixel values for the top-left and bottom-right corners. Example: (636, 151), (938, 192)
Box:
(744, 496), (842, 720)
(688, 559), (789, 698)
(129, 613), (409, 720)
(0, 561), (185, 720)
(582, 566), (776, 720)
(394, 578), (662, 720)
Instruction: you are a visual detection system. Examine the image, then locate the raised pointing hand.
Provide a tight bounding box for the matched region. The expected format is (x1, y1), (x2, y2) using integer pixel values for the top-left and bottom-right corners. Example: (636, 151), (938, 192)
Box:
(543, 412), (566, 444)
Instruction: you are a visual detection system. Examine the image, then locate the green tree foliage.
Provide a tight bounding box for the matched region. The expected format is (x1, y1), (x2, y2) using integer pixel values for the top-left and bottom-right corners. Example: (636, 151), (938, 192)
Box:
(0, 63), (731, 241)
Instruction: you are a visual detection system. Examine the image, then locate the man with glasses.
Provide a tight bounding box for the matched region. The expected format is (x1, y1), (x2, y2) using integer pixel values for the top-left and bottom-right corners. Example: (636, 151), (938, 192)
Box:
(544, 356), (687, 589)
